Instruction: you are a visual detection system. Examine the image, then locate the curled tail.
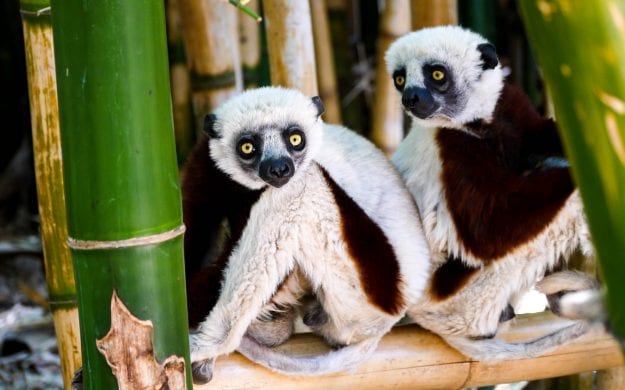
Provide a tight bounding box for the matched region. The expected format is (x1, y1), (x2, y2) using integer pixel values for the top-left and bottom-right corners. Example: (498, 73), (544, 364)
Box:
(446, 320), (590, 362)
(236, 335), (381, 376)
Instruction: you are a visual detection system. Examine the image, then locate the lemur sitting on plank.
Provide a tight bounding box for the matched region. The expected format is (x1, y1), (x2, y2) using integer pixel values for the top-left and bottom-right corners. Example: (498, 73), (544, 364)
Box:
(386, 25), (599, 361)
(182, 87), (432, 383)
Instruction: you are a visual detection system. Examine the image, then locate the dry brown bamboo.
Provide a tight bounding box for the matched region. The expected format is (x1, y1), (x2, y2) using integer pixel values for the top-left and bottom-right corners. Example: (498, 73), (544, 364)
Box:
(166, 0), (194, 160)
(177, 0), (242, 128)
(238, 0), (262, 88)
(371, 0), (411, 155)
(310, 0), (342, 124)
(262, 0), (318, 96)
(410, 0), (458, 29)
(197, 312), (624, 389)
(20, 3), (81, 388)
(597, 366), (625, 389)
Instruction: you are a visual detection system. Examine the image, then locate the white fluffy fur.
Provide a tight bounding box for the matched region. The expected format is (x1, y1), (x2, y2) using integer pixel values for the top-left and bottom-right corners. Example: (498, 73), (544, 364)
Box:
(387, 26), (597, 360)
(190, 88), (431, 376)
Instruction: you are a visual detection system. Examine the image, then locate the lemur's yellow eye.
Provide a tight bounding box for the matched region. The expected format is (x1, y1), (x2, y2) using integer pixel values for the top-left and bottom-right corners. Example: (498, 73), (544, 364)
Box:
(432, 70), (445, 81)
(289, 133), (302, 146)
(240, 142), (254, 154)
(395, 75), (405, 86)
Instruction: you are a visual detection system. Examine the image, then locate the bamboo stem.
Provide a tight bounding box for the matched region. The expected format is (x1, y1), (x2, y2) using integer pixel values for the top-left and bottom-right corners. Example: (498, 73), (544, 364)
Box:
(411, 0), (458, 29)
(310, 0), (342, 124)
(262, 0), (318, 96)
(371, 0), (411, 155)
(19, 2), (81, 388)
(177, 0), (242, 128)
(596, 366), (625, 389)
(238, 0), (262, 88)
(198, 312), (623, 389)
(166, 0), (194, 161)
(50, 0), (191, 387)
(520, 0), (625, 348)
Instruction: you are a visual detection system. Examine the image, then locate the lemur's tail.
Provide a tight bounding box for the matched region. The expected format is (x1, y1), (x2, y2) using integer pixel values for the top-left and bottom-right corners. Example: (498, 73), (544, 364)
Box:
(236, 335), (381, 376)
(445, 320), (590, 362)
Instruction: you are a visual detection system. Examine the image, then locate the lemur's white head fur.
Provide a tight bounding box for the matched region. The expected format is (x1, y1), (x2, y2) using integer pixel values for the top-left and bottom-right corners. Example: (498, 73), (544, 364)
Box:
(385, 25), (504, 129)
(205, 87), (325, 190)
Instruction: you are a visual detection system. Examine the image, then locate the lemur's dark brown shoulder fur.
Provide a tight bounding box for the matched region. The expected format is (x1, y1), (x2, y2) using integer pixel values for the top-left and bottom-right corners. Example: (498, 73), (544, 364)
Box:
(437, 83), (575, 262)
(182, 134), (263, 327)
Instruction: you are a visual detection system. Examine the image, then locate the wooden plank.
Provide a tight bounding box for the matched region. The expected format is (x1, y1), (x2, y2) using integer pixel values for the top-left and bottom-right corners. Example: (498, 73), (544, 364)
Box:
(199, 312), (624, 389)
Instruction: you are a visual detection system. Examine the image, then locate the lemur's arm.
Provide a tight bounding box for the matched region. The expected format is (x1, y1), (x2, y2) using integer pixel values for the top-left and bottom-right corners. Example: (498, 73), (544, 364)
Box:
(190, 241), (294, 361)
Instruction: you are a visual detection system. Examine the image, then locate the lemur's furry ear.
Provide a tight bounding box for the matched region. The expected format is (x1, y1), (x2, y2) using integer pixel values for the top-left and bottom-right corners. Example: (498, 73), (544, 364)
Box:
(477, 43), (498, 70)
(311, 96), (325, 118)
(203, 114), (219, 138)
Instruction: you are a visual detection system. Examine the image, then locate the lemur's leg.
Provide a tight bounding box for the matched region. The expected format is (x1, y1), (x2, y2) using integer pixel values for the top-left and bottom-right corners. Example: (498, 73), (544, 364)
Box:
(536, 270), (600, 320)
(246, 309), (296, 348)
(190, 246), (294, 383)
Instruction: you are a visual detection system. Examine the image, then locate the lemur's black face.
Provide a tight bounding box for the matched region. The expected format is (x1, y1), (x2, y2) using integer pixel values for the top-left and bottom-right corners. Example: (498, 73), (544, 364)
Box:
(392, 63), (459, 120)
(234, 124), (307, 188)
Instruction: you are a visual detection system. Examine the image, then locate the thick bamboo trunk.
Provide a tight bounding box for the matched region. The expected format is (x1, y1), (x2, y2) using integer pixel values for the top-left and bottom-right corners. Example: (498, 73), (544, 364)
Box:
(371, 0), (411, 154)
(520, 1), (625, 348)
(239, 0), (262, 88)
(411, 0), (457, 29)
(50, 0), (191, 388)
(177, 0), (242, 128)
(262, 0), (318, 96)
(310, 0), (342, 124)
(20, 1), (81, 388)
(166, 0), (194, 161)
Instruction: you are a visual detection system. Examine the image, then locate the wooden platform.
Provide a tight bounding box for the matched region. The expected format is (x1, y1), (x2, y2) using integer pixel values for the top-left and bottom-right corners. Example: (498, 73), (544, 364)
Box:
(199, 312), (624, 389)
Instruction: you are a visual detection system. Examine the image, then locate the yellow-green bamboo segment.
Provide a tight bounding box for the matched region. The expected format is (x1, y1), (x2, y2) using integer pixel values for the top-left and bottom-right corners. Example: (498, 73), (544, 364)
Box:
(177, 0), (242, 128)
(410, 0), (458, 29)
(310, 0), (341, 124)
(371, 0), (411, 154)
(520, 0), (625, 347)
(239, 0), (262, 88)
(20, 2), (81, 388)
(197, 312), (623, 389)
(262, 0), (318, 96)
(166, 0), (194, 161)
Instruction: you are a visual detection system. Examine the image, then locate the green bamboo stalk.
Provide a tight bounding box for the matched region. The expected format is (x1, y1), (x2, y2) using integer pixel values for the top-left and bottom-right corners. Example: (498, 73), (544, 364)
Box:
(520, 1), (625, 347)
(50, 0), (191, 388)
(20, 1), (81, 388)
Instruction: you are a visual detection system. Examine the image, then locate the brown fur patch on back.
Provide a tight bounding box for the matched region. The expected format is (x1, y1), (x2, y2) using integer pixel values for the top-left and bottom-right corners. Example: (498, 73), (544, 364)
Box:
(430, 256), (479, 300)
(183, 134), (263, 327)
(320, 168), (404, 315)
(436, 84), (575, 262)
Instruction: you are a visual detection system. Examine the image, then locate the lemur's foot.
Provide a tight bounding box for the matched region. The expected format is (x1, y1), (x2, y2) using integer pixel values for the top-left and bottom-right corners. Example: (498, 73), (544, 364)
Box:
(191, 358), (215, 385)
(537, 271), (601, 320)
(246, 309), (296, 347)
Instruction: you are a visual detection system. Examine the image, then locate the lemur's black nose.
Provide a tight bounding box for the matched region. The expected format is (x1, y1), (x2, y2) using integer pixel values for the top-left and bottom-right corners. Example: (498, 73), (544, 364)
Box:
(259, 157), (295, 188)
(402, 86), (439, 119)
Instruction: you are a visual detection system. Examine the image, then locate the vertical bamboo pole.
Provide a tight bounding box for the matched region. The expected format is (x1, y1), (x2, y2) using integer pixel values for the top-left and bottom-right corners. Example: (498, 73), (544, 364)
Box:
(520, 1), (625, 348)
(310, 0), (342, 124)
(166, 0), (195, 161)
(50, 0), (191, 388)
(177, 0), (242, 129)
(239, 0), (262, 88)
(19, 1), (80, 388)
(262, 0), (318, 96)
(371, 0), (411, 154)
(411, 0), (458, 29)
(597, 366), (625, 389)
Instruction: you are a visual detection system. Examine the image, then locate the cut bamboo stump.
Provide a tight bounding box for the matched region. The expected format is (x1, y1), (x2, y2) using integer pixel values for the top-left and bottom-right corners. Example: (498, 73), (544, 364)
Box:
(262, 0), (318, 96)
(198, 312), (623, 389)
(177, 0), (242, 128)
(411, 0), (458, 29)
(371, 0), (411, 155)
(20, 2), (81, 388)
(310, 0), (342, 124)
